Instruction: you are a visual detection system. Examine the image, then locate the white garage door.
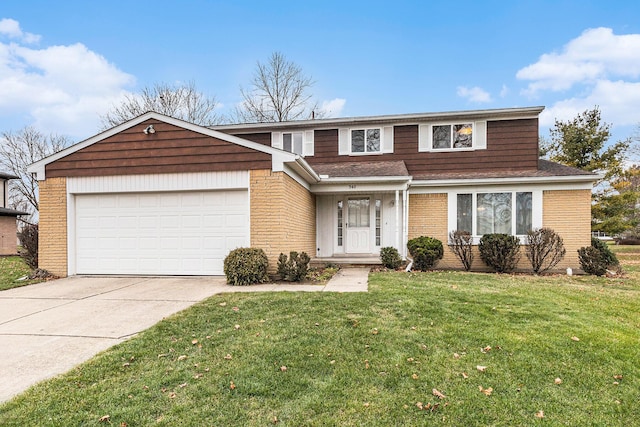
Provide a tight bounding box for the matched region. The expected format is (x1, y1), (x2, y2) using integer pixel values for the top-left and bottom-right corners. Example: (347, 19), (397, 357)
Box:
(75, 190), (248, 275)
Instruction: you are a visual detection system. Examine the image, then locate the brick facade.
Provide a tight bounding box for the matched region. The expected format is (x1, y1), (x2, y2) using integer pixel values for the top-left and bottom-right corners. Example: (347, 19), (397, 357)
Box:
(543, 189), (592, 270)
(38, 177), (68, 277)
(0, 216), (19, 255)
(250, 169), (316, 273)
(408, 189), (592, 272)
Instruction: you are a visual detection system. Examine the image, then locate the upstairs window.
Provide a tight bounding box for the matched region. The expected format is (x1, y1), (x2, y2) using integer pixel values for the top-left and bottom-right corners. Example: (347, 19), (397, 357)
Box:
(351, 129), (380, 153)
(418, 121), (486, 152)
(338, 126), (393, 155)
(433, 123), (473, 149)
(283, 132), (303, 155)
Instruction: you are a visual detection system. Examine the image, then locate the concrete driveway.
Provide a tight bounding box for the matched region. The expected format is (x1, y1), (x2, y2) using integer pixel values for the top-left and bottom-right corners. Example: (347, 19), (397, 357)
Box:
(0, 269), (368, 403)
(0, 276), (230, 402)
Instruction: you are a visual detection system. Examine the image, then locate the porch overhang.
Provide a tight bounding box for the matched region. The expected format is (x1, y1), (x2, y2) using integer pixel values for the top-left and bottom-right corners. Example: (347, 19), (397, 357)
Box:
(310, 177), (411, 194)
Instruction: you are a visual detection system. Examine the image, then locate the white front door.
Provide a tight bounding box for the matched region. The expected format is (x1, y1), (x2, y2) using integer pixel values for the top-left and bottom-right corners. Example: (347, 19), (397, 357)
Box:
(346, 197), (371, 253)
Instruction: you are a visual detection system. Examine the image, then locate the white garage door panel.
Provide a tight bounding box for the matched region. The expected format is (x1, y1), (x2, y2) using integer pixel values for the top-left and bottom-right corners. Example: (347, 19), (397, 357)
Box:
(75, 190), (248, 275)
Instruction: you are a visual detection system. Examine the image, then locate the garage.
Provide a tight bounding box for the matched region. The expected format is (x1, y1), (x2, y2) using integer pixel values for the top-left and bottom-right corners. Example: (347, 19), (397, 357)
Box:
(74, 190), (249, 275)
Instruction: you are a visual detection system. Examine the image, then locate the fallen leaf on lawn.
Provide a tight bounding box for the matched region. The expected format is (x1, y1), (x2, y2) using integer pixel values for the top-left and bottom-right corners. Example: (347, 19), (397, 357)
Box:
(99, 415), (110, 422)
(481, 346), (492, 353)
(363, 402), (370, 407)
(219, 302), (227, 306)
(372, 328), (379, 335)
(613, 381), (619, 385)
(416, 402), (424, 410)
(158, 353), (168, 358)
(477, 365), (487, 372)
(535, 410), (544, 418)
(168, 392), (177, 399)
(407, 357), (415, 362)
(571, 336), (580, 342)
(224, 354), (232, 360)
(330, 360), (336, 364)
(272, 416), (278, 424)
(193, 373), (203, 379)
(191, 339), (198, 345)
(412, 374), (419, 380)
(554, 378), (562, 385)
(364, 360), (370, 369)
(232, 306), (239, 312)
(479, 386), (493, 396)
(120, 423), (128, 427)
(122, 362), (130, 367)
(143, 385), (149, 390)
(177, 355), (187, 361)
(230, 381), (236, 390)
(179, 383), (187, 388)
(411, 326), (417, 330)
(453, 353), (460, 359)
(234, 324), (241, 330)
(461, 372), (469, 379)
(432, 388), (446, 399)
(614, 374), (623, 380)
(280, 366), (287, 372)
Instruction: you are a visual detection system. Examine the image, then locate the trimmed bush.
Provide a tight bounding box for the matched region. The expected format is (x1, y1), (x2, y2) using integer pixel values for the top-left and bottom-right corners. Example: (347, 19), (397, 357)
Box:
(578, 237), (619, 276)
(525, 228), (566, 274)
(448, 230), (474, 271)
(478, 233), (521, 273)
(18, 224), (38, 269)
(380, 246), (402, 270)
(224, 248), (269, 286)
(277, 251), (310, 282)
(407, 236), (443, 271)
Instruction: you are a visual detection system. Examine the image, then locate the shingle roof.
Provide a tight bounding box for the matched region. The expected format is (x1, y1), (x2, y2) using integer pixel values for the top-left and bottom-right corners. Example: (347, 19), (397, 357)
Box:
(312, 161), (410, 178)
(412, 159), (597, 181)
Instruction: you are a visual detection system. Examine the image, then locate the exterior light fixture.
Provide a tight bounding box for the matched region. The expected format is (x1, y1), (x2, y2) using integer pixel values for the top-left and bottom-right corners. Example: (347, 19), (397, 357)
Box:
(143, 125), (155, 135)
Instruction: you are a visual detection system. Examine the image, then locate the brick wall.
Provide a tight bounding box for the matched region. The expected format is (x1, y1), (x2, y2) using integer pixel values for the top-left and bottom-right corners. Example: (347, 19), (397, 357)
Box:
(543, 189), (592, 271)
(408, 189), (593, 272)
(39, 177), (68, 277)
(250, 170), (316, 273)
(0, 216), (18, 255)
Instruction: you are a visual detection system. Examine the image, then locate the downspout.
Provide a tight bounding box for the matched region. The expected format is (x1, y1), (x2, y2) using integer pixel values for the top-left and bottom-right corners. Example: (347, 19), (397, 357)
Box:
(395, 190), (400, 250)
(403, 186), (412, 271)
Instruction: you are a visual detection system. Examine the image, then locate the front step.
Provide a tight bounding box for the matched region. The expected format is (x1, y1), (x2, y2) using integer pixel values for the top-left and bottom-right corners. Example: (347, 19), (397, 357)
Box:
(311, 256), (382, 268)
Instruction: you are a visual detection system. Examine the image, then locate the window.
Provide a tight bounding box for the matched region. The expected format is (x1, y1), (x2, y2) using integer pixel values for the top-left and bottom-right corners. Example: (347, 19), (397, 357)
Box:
(375, 199), (381, 246)
(337, 200), (343, 247)
(348, 198), (370, 227)
(455, 192), (533, 236)
(433, 123), (472, 149)
(418, 121), (486, 152)
(283, 132), (303, 155)
(351, 128), (380, 153)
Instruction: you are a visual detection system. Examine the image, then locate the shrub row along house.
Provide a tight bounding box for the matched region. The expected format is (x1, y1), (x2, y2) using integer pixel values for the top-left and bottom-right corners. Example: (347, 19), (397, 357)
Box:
(28, 106), (597, 277)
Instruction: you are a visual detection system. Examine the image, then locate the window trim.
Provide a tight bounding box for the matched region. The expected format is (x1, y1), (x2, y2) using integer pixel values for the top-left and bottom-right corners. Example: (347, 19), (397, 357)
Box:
(338, 126), (394, 156)
(350, 127), (382, 155)
(271, 130), (314, 156)
(418, 120), (487, 152)
(448, 189), (542, 243)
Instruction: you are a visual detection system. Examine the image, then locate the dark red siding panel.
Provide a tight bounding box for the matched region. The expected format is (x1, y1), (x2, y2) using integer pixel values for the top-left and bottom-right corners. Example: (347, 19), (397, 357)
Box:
(45, 120), (272, 178)
(232, 132), (271, 146)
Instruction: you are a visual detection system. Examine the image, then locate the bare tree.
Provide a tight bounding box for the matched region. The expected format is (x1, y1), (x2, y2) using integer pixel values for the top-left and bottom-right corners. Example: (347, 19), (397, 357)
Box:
(0, 126), (71, 221)
(101, 81), (221, 128)
(236, 52), (322, 123)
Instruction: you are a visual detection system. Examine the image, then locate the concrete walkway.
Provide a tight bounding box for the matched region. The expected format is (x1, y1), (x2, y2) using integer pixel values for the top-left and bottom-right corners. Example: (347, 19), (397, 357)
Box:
(0, 268), (368, 402)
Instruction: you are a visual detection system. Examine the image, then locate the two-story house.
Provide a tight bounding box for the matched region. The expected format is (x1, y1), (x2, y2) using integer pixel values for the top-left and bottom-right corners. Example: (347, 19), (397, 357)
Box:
(28, 107), (596, 277)
(0, 172), (28, 255)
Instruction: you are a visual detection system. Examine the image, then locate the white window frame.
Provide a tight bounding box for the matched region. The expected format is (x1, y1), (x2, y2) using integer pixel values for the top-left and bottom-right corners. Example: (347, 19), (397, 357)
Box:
(271, 130), (314, 156)
(448, 189), (542, 244)
(418, 120), (487, 152)
(338, 126), (394, 156)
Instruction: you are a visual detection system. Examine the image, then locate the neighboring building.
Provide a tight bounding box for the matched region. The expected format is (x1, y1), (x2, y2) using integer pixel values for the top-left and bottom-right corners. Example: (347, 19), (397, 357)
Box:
(28, 107), (597, 277)
(0, 172), (28, 255)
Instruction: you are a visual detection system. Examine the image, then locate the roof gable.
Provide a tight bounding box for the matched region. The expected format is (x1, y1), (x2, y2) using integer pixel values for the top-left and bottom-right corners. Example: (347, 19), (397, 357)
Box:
(28, 112), (297, 180)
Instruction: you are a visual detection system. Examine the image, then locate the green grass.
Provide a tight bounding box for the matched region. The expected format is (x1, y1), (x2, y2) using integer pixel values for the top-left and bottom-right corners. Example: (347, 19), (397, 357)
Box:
(0, 248), (639, 426)
(0, 256), (39, 291)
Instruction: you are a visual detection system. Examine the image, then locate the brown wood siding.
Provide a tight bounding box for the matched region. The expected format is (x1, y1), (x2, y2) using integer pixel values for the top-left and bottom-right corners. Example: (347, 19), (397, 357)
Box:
(305, 119), (539, 176)
(234, 132), (271, 147)
(46, 120), (272, 178)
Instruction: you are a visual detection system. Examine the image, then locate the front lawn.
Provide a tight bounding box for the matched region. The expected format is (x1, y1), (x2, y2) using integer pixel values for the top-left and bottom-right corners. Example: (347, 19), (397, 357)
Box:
(1, 249), (639, 425)
(0, 256), (39, 291)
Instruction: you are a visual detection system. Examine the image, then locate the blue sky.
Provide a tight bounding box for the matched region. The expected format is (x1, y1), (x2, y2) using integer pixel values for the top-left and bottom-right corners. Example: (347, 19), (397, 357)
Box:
(1, 0), (639, 150)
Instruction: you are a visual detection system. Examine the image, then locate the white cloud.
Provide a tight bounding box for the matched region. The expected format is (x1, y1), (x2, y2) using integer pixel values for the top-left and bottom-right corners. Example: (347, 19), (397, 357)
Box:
(319, 98), (346, 117)
(499, 84), (509, 98)
(456, 86), (492, 103)
(517, 27), (640, 95)
(0, 20), (135, 137)
(540, 80), (640, 127)
(0, 18), (40, 43)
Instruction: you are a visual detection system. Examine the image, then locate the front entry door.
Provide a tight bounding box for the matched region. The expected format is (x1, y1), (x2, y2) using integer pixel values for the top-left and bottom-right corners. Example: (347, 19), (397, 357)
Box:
(346, 197), (370, 253)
